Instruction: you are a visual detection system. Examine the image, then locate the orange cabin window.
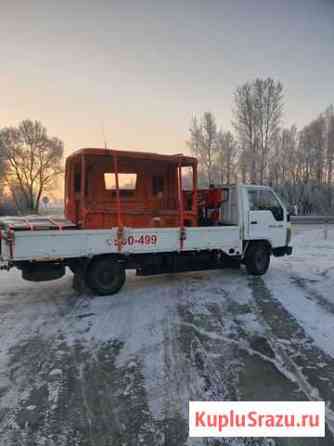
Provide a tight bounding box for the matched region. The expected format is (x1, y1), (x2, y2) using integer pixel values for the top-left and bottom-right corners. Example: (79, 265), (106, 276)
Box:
(104, 173), (138, 198)
(104, 173), (137, 190)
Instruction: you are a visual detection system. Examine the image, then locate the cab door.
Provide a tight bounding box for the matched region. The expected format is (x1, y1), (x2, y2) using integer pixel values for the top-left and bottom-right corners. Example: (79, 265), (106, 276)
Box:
(246, 188), (287, 248)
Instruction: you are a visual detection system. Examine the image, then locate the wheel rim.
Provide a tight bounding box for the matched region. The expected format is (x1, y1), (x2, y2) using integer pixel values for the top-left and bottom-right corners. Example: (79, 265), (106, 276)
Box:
(97, 266), (116, 288)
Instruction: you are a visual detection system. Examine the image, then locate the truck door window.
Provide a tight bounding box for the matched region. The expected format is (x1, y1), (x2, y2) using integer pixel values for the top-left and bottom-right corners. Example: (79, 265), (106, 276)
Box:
(248, 190), (284, 221)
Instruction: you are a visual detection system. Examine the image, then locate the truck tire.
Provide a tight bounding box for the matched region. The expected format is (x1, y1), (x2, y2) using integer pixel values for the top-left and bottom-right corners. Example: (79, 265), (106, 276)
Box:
(87, 256), (125, 295)
(245, 242), (270, 276)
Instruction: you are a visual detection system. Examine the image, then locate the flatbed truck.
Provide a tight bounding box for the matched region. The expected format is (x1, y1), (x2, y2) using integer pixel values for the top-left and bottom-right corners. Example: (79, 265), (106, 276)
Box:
(0, 148), (292, 295)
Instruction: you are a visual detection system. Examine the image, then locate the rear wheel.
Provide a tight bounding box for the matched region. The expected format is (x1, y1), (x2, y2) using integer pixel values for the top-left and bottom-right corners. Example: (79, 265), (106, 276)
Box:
(245, 242), (270, 276)
(87, 256), (126, 295)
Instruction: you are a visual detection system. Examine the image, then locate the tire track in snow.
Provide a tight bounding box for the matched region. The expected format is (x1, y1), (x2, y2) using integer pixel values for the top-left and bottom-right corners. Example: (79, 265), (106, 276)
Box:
(249, 276), (334, 439)
(174, 275), (278, 446)
(289, 274), (334, 316)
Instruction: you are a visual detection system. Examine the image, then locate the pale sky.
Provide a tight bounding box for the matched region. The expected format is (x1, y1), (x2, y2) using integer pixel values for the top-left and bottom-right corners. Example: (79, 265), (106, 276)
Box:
(1, 0), (333, 158)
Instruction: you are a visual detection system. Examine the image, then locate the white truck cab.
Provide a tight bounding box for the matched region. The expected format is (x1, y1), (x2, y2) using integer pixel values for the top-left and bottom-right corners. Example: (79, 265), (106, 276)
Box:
(242, 184), (291, 251)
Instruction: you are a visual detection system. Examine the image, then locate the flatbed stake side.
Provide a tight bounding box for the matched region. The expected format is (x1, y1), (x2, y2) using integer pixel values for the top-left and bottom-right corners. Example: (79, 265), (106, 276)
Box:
(0, 148), (292, 295)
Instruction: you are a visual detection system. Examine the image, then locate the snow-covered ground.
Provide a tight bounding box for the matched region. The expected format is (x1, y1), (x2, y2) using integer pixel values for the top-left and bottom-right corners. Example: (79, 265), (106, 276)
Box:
(0, 224), (334, 445)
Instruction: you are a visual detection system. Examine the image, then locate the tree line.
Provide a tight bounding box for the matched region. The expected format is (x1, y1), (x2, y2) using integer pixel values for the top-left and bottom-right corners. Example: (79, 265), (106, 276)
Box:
(188, 78), (334, 214)
(1, 82), (333, 216)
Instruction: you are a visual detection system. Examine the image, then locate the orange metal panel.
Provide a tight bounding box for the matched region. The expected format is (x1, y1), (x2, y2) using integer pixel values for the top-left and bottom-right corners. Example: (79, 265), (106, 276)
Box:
(65, 148), (198, 230)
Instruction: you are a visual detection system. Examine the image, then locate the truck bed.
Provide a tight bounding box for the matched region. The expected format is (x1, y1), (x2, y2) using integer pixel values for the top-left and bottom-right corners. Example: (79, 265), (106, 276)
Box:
(0, 225), (242, 262)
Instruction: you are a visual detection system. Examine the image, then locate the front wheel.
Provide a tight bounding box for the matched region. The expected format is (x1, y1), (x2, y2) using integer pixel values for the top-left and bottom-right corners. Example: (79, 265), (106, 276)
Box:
(244, 243), (270, 276)
(87, 256), (126, 295)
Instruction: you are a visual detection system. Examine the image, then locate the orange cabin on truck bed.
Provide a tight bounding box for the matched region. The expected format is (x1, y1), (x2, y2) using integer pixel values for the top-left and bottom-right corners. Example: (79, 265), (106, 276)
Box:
(64, 148), (198, 229)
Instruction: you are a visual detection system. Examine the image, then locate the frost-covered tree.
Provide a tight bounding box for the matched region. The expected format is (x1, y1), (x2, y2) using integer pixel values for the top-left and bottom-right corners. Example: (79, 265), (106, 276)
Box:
(216, 130), (238, 184)
(233, 78), (283, 184)
(187, 112), (218, 184)
(233, 82), (258, 183)
(0, 120), (64, 213)
(186, 100), (334, 213)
